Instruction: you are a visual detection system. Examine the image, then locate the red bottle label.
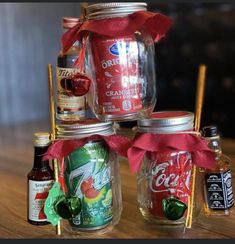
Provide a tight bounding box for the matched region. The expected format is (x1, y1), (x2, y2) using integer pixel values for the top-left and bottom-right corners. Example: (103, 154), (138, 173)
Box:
(148, 152), (192, 217)
(91, 34), (142, 116)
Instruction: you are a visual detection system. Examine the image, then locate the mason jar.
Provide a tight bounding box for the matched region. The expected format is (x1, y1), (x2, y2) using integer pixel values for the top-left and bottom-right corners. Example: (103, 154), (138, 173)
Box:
(84, 2), (157, 122)
(135, 111), (202, 226)
(56, 118), (122, 235)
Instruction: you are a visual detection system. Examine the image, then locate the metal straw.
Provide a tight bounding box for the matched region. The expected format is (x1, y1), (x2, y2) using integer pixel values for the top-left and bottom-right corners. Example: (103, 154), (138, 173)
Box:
(185, 64), (207, 229)
(47, 64), (61, 235)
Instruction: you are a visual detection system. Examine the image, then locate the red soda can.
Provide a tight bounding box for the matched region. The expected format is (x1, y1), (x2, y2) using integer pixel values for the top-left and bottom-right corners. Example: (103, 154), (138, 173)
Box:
(90, 34), (143, 120)
(148, 151), (192, 217)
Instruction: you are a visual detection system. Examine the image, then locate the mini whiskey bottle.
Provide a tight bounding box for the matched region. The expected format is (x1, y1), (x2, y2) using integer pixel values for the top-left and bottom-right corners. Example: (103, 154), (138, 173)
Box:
(202, 125), (234, 216)
(27, 132), (54, 225)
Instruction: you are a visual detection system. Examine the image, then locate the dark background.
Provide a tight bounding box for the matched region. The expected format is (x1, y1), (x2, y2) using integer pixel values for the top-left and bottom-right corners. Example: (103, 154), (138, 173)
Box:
(150, 2), (235, 138)
(0, 2), (234, 138)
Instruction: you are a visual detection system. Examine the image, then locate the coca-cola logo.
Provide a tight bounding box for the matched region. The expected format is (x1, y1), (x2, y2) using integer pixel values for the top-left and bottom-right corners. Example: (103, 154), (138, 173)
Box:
(149, 153), (192, 195)
(109, 42), (129, 56)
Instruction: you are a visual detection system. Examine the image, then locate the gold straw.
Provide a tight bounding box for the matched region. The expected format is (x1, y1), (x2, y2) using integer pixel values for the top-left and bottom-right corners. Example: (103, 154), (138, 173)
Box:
(185, 64), (207, 228)
(47, 64), (61, 236)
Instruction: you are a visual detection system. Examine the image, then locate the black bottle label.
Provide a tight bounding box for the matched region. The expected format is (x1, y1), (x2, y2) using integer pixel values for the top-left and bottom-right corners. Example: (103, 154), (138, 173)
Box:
(205, 170), (234, 210)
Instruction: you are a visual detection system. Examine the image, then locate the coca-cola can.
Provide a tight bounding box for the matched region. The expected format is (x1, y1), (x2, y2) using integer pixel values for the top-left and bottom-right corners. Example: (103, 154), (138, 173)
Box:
(147, 151), (192, 218)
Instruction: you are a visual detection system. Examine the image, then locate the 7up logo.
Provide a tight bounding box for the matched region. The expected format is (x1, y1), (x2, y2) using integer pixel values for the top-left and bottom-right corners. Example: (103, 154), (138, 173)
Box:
(68, 158), (111, 199)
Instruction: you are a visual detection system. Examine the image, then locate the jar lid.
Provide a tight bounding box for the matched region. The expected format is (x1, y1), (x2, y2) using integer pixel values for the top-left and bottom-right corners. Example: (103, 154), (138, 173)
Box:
(33, 132), (51, 147)
(137, 111), (195, 133)
(86, 2), (147, 20)
(56, 118), (114, 139)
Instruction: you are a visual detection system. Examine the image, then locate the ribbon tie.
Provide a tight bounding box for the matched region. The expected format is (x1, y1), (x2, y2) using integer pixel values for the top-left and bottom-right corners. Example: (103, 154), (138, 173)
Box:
(127, 133), (216, 173)
(60, 11), (173, 97)
(43, 134), (131, 161)
(61, 11), (173, 55)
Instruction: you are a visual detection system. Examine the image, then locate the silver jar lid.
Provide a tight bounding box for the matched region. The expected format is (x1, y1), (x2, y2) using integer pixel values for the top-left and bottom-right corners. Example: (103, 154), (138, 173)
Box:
(33, 132), (51, 147)
(137, 111), (194, 133)
(86, 2), (147, 20)
(56, 118), (114, 139)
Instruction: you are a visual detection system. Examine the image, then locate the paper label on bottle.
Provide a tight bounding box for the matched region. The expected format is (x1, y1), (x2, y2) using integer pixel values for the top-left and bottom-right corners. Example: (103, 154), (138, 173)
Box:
(205, 170), (234, 210)
(56, 67), (86, 113)
(28, 180), (53, 222)
(91, 35), (143, 116)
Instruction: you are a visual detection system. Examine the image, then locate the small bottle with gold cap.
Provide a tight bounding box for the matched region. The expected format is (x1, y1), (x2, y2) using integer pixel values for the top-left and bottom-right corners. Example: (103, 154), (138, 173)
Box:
(27, 132), (54, 225)
(56, 17), (87, 121)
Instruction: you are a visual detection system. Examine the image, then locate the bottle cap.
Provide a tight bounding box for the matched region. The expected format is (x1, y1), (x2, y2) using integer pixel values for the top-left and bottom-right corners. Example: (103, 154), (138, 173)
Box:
(62, 17), (80, 29)
(201, 125), (219, 137)
(33, 132), (51, 147)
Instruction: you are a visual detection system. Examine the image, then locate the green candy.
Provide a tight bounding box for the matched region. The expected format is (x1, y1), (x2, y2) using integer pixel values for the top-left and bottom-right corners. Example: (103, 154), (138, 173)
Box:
(162, 197), (187, 221)
(44, 182), (82, 225)
(44, 182), (64, 226)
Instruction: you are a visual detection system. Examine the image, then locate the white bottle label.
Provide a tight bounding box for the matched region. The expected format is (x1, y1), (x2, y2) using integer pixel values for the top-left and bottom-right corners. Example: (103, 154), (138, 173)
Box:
(56, 67), (86, 112)
(28, 180), (53, 222)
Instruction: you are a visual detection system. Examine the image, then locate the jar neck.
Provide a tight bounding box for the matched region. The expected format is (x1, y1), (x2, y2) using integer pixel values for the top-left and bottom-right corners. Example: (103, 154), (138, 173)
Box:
(33, 146), (50, 169)
(204, 136), (222, 155)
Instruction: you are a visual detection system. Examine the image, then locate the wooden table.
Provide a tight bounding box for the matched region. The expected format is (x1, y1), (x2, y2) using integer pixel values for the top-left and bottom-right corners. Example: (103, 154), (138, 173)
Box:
(1, 121), (235, 239)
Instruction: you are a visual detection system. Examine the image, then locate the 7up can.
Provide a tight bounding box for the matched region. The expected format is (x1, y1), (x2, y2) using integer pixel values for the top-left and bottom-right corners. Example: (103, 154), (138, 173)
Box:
(65, 141), (113, 230)
(56, 118), (120, 232)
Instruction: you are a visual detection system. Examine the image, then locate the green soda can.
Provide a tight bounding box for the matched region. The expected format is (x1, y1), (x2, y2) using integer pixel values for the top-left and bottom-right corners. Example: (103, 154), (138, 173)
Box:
(56, 118), (122, 233)
(64, 141), (113, 230)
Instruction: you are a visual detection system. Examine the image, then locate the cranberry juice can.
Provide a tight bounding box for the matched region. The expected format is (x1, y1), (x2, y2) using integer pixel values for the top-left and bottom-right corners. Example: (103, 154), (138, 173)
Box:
(91, 34), (143, 120)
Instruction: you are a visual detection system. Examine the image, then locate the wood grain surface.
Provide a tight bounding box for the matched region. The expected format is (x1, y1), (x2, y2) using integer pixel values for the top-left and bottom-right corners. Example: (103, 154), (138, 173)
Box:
(0, 121), (235, 239)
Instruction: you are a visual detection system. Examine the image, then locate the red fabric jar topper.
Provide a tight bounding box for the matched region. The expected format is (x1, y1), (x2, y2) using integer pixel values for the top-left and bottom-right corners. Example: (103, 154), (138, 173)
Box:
(61, 11), (173, 54)
(127, 132), (216, 173)
(43, 134), (131, 161)
(60, 11), (173, 96)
